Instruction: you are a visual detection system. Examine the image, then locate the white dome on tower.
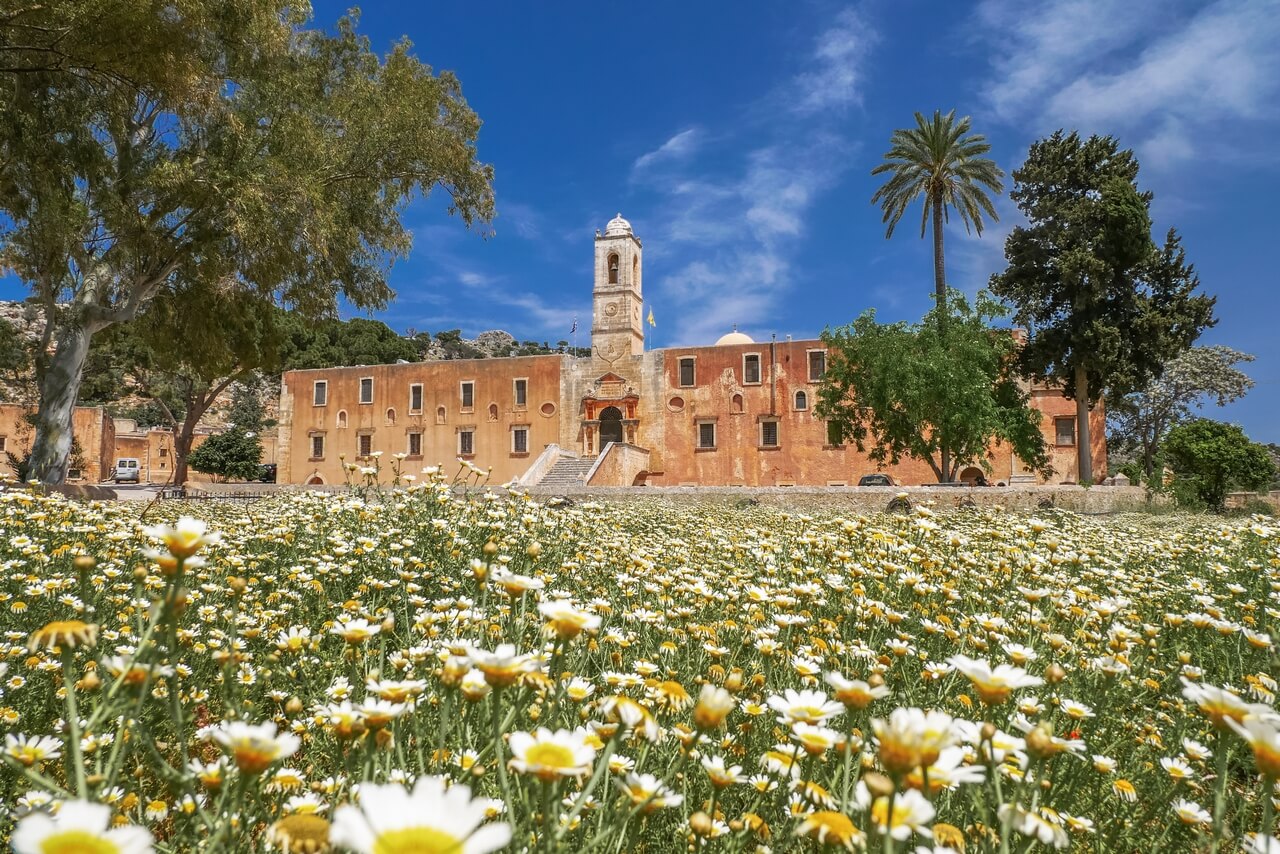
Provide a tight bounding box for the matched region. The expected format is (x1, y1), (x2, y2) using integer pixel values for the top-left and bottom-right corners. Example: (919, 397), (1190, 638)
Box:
(604, 213), (633, 237)
(715, 328), (755, 346)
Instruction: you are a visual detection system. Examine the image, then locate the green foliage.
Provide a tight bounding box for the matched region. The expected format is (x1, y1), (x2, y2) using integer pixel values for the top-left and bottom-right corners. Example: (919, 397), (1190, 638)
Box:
(278, 315), (419, 374)
(1163, 419), (1275, 510)
(815, 290), (1049, 483)
(0, 316), (27, 387)
(990, 132), (1216, 405)
(187, 430), (263, 483)
(5, 450), (31, 482)
(871, 110), (1004, 302)
(0, 2), (494, 481)
(1107, 346), (1255, 484)
(227, 382), (268, 433)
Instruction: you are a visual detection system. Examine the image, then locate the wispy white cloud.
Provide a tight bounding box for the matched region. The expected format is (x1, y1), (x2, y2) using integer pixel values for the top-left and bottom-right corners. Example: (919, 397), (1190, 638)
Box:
(790, 8), (875, 114)
(976, 0), (1280, 166)
(495, 201), (544, 240)
(637, 8), (874, 345)
(632, 128), (703, 173)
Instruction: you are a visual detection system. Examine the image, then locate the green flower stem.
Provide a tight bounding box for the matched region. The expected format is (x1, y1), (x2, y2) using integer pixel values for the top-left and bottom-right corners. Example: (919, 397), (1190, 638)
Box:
(492, 692), (517, 826)
(556, 737), (617, 843)
(60, 644), (87, 798)
(1, 755), (73, 799)
(1211, 739), (1230, 854)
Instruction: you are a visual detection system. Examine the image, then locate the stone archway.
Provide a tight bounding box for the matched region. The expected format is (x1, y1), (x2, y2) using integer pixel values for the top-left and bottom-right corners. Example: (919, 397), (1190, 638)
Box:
(958, 466), (985, 485)
(599, 406), (624, 449)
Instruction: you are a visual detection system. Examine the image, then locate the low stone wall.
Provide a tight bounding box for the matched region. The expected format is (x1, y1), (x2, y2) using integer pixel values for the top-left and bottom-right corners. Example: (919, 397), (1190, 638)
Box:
(586, 443), (650, 487)
(1, 483), (119, 501)
(524, 484), (1163, 514)
(1225, 491), (1280, 511)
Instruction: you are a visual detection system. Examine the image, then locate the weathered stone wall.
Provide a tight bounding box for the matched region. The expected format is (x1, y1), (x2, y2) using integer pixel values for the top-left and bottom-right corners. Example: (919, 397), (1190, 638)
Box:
(0, 403), (112, 482)
(587, 442), (651, 487)
(525, 484), (1161, 514)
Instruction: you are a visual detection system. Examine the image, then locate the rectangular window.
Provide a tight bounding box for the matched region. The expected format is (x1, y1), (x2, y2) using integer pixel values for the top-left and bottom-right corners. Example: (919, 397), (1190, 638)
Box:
(514, 378), (528, 407)
(0, 436), (6, 452)
(679, 357), (696, 387)
(407, 432), (422, 456)
(359, 377), (374, 405)
(313, 381), (328, 406)
(743, 354), (761, 384)
(458, 429), (475, 456)
(826, 420), (844, 447)
(698, 422), (716, 449)
(68, 468), (82, 480)
(513, 426), (529, 454)
(310, 434), (325, 459)
(159, 447), (168, 457)
(409, 384), (423, 413)
(358, 434), (372, 457)
(760, 419), (779, 448)
(460, 381), (475, 410)
(1055, 416), (1077, 446)
(808, 350), (826, 381)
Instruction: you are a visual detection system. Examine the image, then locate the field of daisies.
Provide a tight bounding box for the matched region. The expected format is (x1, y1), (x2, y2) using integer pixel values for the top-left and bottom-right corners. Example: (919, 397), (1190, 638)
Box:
(1, 475), (1279, 853)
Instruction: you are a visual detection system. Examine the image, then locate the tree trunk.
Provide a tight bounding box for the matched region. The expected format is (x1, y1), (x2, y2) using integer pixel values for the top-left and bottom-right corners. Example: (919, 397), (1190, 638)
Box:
(173, 422), (196, 487)
(1075, 364), (1092, 484)
(932, 195), (951, 482)
(28, 324), (94, 484)
(931, 195), (946, 304)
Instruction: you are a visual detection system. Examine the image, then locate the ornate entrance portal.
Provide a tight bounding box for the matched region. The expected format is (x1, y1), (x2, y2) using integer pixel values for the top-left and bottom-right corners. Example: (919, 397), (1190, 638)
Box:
(599, 406), (624, 449)
(581, 372), (640, 456)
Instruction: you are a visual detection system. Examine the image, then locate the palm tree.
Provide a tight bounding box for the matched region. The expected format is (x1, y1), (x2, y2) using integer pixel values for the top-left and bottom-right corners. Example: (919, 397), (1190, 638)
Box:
(871, 110), (1004, 482)
(871, 110), (1004, 308)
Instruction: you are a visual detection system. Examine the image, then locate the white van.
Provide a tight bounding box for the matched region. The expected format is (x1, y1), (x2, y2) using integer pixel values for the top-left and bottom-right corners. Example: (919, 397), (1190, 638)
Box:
(113, 458), (140, 484)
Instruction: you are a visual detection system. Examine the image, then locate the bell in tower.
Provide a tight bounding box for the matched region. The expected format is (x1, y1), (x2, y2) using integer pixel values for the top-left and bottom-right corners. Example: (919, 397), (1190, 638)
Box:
(592, 213), (644, 362)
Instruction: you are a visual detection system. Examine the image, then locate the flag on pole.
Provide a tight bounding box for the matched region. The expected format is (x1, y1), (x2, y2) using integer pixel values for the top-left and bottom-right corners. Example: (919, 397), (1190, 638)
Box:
(570, 316), (577, 334)
(647, 307), (656, 327)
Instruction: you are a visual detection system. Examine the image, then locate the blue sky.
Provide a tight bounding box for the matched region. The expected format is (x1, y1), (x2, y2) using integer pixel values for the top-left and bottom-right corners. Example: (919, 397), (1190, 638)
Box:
(10, 1), (1280, 441)
(309, 0), (1280, 441)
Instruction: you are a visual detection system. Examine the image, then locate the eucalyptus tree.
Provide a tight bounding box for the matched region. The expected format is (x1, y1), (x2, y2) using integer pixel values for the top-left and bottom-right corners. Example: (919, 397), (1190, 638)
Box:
(0, 3), (494, 482)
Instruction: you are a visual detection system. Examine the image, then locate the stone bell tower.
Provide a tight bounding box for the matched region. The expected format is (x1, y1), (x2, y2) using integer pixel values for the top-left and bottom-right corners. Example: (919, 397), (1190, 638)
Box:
(591, 213), (644, 363)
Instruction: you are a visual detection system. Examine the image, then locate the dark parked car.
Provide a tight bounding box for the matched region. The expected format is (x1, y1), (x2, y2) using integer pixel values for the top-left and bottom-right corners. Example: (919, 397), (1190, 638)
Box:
(858, 473), (894, 487)
(258, 464), (277, 483)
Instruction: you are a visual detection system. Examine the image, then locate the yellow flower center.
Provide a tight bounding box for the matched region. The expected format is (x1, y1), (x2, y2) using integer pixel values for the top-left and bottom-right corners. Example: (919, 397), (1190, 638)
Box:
(798, 814), (860, 845)
(271, 814), (331, 852)
(232, 744), (279, 774)
(37, 829), (122, 854)
(373, 827), (465, 854)
(525, 742), (577, 770)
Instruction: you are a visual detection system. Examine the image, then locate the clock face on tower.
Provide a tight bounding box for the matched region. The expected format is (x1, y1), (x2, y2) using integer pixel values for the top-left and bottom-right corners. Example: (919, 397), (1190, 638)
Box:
(604, 302), (618, 317)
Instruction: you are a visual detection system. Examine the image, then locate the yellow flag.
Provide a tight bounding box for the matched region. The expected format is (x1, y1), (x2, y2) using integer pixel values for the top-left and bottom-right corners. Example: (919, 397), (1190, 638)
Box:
(647, 307), (655, 327)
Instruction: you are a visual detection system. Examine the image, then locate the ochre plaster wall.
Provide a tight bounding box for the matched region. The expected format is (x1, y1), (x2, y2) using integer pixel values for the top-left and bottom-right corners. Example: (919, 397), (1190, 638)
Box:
(280, 356), (566, 485)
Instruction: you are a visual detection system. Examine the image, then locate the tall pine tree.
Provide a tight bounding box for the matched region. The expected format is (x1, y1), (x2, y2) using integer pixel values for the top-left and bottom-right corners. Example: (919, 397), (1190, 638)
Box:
(990, 132), (1214, 483)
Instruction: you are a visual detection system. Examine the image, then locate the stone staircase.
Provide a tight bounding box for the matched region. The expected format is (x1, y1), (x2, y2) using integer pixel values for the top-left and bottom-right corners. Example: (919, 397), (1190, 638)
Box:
(536, 456), (596, 488)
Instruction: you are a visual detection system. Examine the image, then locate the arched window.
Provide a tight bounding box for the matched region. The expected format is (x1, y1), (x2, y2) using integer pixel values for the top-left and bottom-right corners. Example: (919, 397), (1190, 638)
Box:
(794, 390), (808, 410)
(608, 253), (619, 284)
(632, 255), (639, 284)
(336, 410), (348, 428)
(385, 407), (397, 425)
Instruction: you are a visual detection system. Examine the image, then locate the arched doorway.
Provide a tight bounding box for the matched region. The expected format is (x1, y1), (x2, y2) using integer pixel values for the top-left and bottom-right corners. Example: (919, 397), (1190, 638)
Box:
(958, 466), (985, 486)
(599, 406), (623, 450)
